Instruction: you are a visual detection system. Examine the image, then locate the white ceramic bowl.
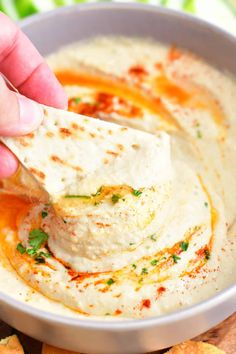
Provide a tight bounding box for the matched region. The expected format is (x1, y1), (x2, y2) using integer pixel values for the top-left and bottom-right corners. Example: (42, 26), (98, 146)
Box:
(0, 4), (236, 353)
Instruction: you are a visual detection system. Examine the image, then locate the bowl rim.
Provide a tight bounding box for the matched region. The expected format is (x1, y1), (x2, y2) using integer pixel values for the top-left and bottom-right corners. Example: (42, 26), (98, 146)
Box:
(20, 1), (236, 44)
(1, 279), (236, 330)
(1, 2), (236, 330)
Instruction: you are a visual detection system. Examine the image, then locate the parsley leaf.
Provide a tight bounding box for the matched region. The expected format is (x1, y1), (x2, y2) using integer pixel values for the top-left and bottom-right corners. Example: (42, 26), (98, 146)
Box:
(150, 234), (157, 242)
(107, 278), (115, 286)
(26, 248), (37, 256)
(150, 259), (158, 266)
(74, 97), (82, 104)
(132, 189), (142, 197)
(17, 232), (51, 265)
(38, 251), (51, 258)
(29, 229), (49, 251)
(17, 243), (26, 254)
(132, 264), (137, 269)
(172, 254), (181, 263)
(92, 186), (103, 197)
(41, 211), (48, 219)
(141, 267), (148, 275)
(180, 241), (189, 252)
(111, 194), (122, 204)
(64, 195), (91, 199)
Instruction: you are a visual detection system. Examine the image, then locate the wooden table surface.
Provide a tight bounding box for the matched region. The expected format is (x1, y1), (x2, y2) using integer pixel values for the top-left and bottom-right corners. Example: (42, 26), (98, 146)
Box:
(0, 313), (236, 353)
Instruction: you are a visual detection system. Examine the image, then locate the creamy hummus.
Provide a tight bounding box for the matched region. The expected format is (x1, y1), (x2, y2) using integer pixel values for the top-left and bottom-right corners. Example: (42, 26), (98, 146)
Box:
(0, 37), (236, 319)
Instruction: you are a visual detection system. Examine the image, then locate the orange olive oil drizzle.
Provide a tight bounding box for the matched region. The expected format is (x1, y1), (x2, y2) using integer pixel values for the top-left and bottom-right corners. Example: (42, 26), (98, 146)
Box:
(181, 177), (217, 278)
(0, 192), (213, 310)
(0, 57), (225, 313)
(55, 69), (181, 131)
(164, 47), (227, 133)
(54, 185), (139, 217)
(0, 191), (213, 283)
(154, 74), (227, 132)
(56, 66), (227, 140)
(106, 225), (203, 290)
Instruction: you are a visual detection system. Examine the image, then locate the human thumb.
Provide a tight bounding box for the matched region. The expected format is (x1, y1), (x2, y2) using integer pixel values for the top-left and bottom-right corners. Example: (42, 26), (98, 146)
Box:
(0, 75), (43, 136)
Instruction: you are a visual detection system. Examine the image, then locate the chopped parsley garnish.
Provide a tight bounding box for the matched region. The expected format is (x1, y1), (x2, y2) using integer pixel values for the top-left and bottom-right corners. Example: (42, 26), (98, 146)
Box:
(172, 254), (181, 263)
(150, 234), (157, 242)
(41, 211), (48, 219)
(150, 259), (158, 266)
(17, 243), (26, 254)
(204, 202), (209, 208)
(141, 267), (148, 275)
(38, 251), (51, 258)
(64, 188), (103, 200)
(92, 187), (103, 197)
(26, 248), (37, 256)
(197, 130), (203, 139)
(132, 264), (137, 269)
(132, 189), (142, 197)
(107, 278), (115, 286)
(16, 230), (51, 265)
(111, 194), (122, 204)
(204, 249), (211, 260)
(29, 229), (49, 251)
(129, 242), (135, 246)
(64, 195), (91, 199)
(63, 219), (67, 224)
(180, 241), (189, 252)
(74, 97), (82, 104)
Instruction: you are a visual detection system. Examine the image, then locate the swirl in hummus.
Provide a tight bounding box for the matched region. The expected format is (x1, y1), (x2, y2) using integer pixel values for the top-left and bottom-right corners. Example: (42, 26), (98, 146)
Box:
(0, 37), (236, 319)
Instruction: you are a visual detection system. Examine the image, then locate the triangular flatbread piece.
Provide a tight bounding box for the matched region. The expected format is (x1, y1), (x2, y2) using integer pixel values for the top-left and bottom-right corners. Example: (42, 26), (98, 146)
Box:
(2, 106), (172, 202)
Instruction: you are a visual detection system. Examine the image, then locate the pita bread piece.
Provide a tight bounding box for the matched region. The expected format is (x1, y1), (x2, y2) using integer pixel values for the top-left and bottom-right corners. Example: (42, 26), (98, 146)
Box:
(0, 335), (24, 354)
(2, 106), (171, 201)
(42, 343), (80, 354)
(166, 340), (225, 353)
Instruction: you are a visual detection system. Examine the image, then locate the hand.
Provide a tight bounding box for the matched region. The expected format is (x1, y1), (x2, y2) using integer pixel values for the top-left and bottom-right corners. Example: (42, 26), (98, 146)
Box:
(0, 12), (67, 179)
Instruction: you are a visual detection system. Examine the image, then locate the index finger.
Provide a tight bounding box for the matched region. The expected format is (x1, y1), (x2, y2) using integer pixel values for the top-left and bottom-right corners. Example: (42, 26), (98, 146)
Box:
(0, 12), (67, 109)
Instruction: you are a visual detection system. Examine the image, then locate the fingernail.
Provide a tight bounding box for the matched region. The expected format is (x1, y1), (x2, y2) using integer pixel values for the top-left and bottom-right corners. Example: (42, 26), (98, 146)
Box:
(17, 94), (44, 134)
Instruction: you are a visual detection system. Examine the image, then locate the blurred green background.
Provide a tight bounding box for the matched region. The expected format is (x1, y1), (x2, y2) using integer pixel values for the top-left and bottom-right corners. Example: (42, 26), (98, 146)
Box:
(0, 0), (236, 34)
